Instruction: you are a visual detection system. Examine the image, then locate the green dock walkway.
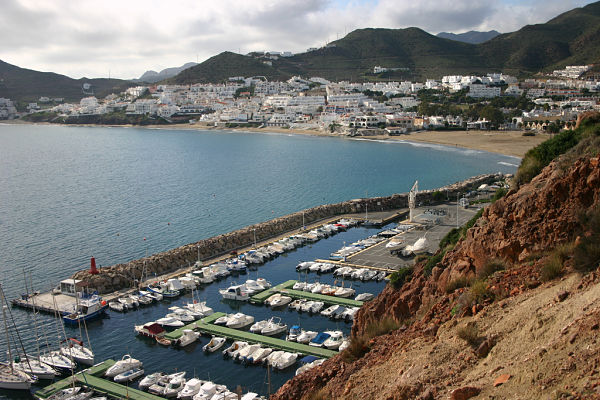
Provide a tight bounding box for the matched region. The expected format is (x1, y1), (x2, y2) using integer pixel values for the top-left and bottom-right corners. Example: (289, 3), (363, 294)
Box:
(35, 359), (165, 400)
(251, 280), (364, 307)
(165, 312), (338, 358)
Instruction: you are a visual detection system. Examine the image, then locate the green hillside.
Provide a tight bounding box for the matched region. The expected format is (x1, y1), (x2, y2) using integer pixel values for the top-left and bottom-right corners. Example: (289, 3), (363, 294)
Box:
(0, 59), (133, 104)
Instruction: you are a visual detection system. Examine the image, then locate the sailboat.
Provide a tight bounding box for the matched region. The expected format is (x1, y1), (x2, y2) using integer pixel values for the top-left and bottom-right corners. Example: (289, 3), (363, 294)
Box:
(0, 283), (36, 390)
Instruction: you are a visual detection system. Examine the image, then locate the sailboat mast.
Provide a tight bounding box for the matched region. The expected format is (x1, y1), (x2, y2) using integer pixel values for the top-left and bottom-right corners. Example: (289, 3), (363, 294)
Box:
(1, 284), (14, 372)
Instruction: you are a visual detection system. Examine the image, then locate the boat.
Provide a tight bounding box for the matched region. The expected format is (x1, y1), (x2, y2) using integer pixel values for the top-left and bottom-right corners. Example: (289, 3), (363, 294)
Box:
(178, 277), (197, 291)
(137, 293), (153, 305)
(320, 305), (343, 318)
(334, 285), (355, 298)
(355, 293), (374, 302)
(60, 338), (94, 366)
(269, 294), (292, 308)
(194, 381), (218, 399)
(46, 387), (83, 400)
(12, 354), (57, 380)
(191, 267), (215, 284)
(156, 336), (172, 346)
(296, 262), (314, 271)
(292, 281), (306, 290)
(272, 352), (298, 370)
(225, 313), (254, 329)
(213, 314), (231, 325)
(139, 371), (169, 391)
(241, 346), (264, 365)
(166, 307), (196, 322)
(163, 374), (186, 398)
(140, 289), (163, 302)
(219, 285), (250, 301)
(235, 344), (261, 362)
(289, 299), (306, 311)
(108, 301), (125, 312)
(265, 351), (284, 366)
(114, 367), (144, 383)
(296, 330), (318, 344)
(249, 320), (269, 334)
(39, 350), (75, 374)
(117, 296), (135, 310)
(295, 356), (325, 376)
(105, 354), (143, 378)
(175, 329), (200, 348)
(247, 347), (272, 364)
(202, 336), (226, 353)
(62, 293), (108, 325)
(135, 322), (166, 339)
(323, 331), (344, 350)
(222, 341), (247, 358)
(156, 316), (185, 329)
(339, 338), (350, 351)
(0, 362), (35, 390)
(286, 325), (302, 341)
(309, 332), (331, 347)
(184, 301), (213, 318)
(340, 307), (360, 321)
(261, 317), (287, 336)
(167, 278), (186, 292)
(178, 377), (204, 399)
(299, 300), (314, 312)
(128, 294), (140, 308)
(242, 280), (264, 295)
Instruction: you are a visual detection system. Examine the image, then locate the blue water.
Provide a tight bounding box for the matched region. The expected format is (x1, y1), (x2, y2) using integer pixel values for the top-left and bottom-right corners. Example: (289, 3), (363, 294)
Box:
(0, 124), (518, 397)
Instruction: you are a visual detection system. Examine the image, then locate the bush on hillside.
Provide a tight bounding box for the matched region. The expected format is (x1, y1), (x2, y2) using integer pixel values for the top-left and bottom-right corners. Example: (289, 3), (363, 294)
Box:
(389, 267), (412, 289)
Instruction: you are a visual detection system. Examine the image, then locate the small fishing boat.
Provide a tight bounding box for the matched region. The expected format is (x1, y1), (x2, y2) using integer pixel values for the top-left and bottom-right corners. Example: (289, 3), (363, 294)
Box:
(105, 354), (143, 378)
(174, 329), (200, 348)
(156, 336), (172, 346)
(62, 293), (108, 325)
(222, 341), (247, 358)
(309, 332), (331, 348)
(114, 367), (144, 383)
(202, 336), (226, 353)
(286, 325), (302, 342)
(225, 313), (254, 329)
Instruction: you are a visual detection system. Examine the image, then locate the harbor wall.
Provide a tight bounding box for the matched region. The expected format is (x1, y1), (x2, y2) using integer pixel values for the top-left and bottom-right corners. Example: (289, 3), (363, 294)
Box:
(71, 173), (505, 294)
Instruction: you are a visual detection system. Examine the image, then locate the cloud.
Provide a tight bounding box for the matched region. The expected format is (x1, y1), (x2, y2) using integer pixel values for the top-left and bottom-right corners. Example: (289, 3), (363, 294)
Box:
(0, 0), (595, 80)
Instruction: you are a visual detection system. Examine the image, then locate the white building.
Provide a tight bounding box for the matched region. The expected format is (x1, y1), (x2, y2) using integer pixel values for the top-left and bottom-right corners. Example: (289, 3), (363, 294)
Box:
(468, 84), (501, 98)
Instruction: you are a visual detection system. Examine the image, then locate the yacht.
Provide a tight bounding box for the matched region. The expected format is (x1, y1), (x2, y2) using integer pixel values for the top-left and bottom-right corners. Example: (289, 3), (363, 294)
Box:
(155, 317), (185, 329)
(249, 320), (269, 334)
(269, 295), (292, 308)
(105, 354), (143, 378)
(219, 285), (250, 301)
(39, 350), (75, 374)
(225, 313), (254, 329)
(320, 305), (343, 318)
(273, 352), (298, 370)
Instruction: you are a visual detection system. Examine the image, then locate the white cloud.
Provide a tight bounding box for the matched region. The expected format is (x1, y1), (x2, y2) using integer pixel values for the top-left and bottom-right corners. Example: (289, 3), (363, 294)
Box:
(0, 0), (595, 79)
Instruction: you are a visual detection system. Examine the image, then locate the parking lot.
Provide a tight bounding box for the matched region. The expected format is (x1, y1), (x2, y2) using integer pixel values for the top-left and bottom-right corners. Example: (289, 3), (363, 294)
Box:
(347, 202), (484, 271)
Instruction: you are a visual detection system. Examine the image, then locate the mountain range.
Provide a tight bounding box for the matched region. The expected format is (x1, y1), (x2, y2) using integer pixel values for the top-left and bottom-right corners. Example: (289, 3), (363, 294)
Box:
(134, 62), (198, 83)
(436, 30), (500, 44)
(1, 1), (599, 103)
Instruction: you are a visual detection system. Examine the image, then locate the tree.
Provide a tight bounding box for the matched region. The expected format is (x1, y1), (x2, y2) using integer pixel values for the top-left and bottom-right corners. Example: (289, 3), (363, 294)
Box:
(479, 105), (504, 127)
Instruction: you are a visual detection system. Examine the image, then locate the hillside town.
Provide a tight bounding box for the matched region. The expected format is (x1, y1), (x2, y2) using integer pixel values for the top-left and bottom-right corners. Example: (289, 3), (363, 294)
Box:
(3, 65), (600, 135)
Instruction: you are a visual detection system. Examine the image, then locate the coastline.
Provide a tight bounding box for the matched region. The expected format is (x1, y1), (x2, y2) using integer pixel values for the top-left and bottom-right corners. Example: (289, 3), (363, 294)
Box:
(2, 120), (547, 158)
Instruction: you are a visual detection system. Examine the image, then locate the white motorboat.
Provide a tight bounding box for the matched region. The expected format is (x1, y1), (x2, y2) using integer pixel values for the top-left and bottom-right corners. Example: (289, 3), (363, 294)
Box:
(247, 347), (272, 364)
(202, 336), (226, 353)
(164, 374), (186, 398)
(261, 317), (287, 336)
(178, 377), (204, 399)
(295, 358), (325, 376)
(319, 263), (336, 273)
(265, 351), (284, 366)
(272, 352), (298, 370)
(128, 294), (140, 308)
(194, 381), (218, 399)
(256, 278), (271, 289)
(222, 341), (247, 358)
(166, 307), (196, 322)
(320, 305), (343, 318)
(225, 313), (254, 329)
(242, 280), (264, 295)
(310, 283), (324, 293)
(355, 293), (374, 302)
(167, 278), (186, 292)
(117, 296), (135, 310)
(292, 281), (306, 290)
(156, 317), (185, 329)
(306, 301), (324, 313)
(184, 301), (214, 318)
(286, 325), (302, 342)
(240, 346), (263, 364)
(219, 285), (250, 301)
(108, 301), (125, 312)
(334, 285), (355, 298)
(105, 354), (143, 378)
(323, 331), (344, 350)
(114, 367), (144, 383)
(140, 289), (163, 302)
(340, 307), (360, 321)
(146, 372), (186, 395)
(264, 294), (280, 306)
(299, 300), (314, 313)
(269, 295), (292, 308)
(296, 330), (318, 344)
(295, 262), (314, 271)
(137, 293), (153, 305)
(178, 277), (197, 291)
(12, 355), (57, 380)
(309, 263), (322, 273)
(289, 299), (306, 311)
(192, 267), (215, 284)
(60, 338), (94, 366)
(339, 338), (350, 351)
(249, 320), (269, 334)
(175, 329), (200, 348)
(213, 314), (231, 326)
(236, 344), (261, 362)
(139, 371), (168, 391)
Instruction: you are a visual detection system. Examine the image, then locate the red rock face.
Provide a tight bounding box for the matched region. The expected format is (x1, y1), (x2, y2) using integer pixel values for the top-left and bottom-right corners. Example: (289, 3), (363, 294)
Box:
(272, 155), (600, 400)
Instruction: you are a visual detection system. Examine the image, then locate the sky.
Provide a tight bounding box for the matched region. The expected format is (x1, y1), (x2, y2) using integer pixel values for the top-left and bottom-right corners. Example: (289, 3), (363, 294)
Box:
(0, 0), (596, 80)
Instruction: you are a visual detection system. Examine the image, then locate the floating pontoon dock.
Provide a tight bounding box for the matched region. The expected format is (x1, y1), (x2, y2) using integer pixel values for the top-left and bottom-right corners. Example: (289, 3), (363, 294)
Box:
(250, 280), (364, 307)
(164, 312), (338, 359)
(35, 359), (165, 400)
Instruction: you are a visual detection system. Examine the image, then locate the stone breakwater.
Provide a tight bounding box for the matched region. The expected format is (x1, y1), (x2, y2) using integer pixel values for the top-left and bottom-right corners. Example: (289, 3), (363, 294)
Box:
(72, 173), (504, 294)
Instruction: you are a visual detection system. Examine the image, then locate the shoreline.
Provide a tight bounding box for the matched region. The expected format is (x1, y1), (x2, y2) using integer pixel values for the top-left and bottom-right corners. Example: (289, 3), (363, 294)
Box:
(1, 120), (548, 158)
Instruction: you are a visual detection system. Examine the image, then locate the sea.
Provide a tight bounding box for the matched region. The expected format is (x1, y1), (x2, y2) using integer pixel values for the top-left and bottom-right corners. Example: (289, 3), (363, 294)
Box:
(0, 124), (519, 398)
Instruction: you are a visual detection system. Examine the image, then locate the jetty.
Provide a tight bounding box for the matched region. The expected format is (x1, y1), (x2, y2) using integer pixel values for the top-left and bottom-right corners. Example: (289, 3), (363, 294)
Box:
(250, 280), (364, 307)
(34, 359), (164, 400)
(164, 312), (338, 359)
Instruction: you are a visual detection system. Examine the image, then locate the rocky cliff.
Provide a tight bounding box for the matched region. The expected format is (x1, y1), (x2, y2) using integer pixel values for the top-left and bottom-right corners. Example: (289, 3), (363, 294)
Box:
(273, 135), (600, 398)
(71, 174), (500, 293)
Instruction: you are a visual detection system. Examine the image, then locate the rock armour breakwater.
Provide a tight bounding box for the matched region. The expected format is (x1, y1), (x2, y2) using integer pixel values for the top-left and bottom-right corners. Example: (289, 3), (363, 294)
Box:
(72, 174), (504, 294)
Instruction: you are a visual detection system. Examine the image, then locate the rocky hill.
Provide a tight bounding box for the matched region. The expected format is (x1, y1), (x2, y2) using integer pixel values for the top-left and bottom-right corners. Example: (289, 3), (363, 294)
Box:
(135, 62), (197, 83)
(273, 115), (600, 399)
(436, 30), (500, 44)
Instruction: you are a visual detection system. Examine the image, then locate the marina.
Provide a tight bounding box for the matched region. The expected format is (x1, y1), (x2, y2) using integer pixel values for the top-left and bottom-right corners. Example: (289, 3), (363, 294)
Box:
(250, 280), (364, 308)
(164, 313), (338, 359)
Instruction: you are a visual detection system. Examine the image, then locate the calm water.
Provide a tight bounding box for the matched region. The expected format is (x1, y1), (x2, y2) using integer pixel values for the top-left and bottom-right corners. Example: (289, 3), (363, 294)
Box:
(0, 124), (518, 397)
